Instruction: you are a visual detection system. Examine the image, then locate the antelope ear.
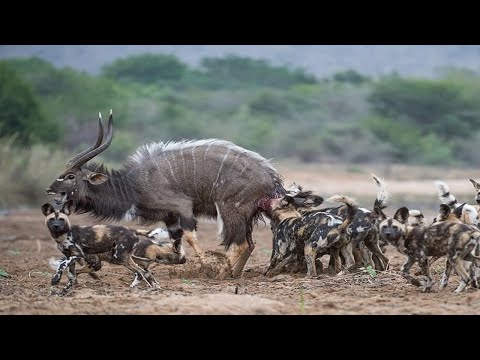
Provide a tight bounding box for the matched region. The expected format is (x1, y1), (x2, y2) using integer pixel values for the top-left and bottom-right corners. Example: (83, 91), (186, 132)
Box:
(82, 170), (108, 185)
(41, 203), (55, 217)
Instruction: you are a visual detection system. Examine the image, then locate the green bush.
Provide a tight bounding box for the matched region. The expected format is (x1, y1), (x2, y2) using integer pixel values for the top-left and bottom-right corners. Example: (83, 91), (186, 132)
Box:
(0, 62), (58, 144)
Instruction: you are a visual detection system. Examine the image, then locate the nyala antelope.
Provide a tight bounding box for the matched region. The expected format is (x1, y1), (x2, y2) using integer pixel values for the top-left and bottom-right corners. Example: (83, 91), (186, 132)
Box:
(42, 201), (186, 293)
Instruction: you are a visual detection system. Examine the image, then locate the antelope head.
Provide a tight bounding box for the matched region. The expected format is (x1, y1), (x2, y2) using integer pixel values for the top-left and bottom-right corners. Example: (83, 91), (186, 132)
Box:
(46, 110), (114, 205)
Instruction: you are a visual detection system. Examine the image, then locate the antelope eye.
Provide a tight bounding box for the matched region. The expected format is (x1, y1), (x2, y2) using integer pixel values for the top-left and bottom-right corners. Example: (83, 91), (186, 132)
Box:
(67, 174), (75, 180)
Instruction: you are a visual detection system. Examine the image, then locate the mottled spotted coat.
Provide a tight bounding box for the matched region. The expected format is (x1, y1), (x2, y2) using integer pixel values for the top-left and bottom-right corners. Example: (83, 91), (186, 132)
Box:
(376, 205), (480, 293)
(42, 202), (186, 292)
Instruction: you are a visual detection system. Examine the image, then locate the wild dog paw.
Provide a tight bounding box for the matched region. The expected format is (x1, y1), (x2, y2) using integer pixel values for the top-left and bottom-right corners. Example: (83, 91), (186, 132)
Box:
(51, 274), (62, 285)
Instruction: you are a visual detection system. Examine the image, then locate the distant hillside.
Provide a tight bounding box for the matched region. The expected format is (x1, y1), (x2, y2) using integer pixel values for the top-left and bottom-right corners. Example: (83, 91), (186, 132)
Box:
(1, 45), (480, 78)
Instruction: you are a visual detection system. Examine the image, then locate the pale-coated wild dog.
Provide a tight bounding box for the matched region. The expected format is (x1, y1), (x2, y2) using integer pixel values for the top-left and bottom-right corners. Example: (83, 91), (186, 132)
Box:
(42, 201), (186, 293)
(375, 204), (480, 293)
(435, 180), (479, 226)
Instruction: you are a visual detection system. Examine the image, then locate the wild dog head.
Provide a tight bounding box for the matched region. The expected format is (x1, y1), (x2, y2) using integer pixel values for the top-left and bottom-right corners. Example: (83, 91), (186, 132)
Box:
(41, 201), (74, 237)
(470, 179), (480, 206)
(408, 209), (425, 226)
(285, 183), (324, 211)
(374, 206), (409, 247)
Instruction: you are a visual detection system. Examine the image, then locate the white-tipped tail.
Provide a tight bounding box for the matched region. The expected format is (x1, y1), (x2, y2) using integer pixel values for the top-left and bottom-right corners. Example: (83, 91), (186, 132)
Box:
(99, 112), (102, 119)
(372, 174), (389, 209)
(435, 180), (457, 208)
(49, 257), (62, 271)
(409, 209), (423, 218)
(110, 109), (113, 115)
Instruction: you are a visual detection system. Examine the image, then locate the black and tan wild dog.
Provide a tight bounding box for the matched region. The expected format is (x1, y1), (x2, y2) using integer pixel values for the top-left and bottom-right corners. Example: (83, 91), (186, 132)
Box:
(265, 192), (358, 277)
(42, 201), (186, 293)
(376, 204), (480, 293)
(284, 175), (391, 273)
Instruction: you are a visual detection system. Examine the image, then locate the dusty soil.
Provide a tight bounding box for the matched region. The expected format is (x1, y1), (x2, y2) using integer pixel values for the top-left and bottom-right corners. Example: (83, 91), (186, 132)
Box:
(2, 164), (480, 315)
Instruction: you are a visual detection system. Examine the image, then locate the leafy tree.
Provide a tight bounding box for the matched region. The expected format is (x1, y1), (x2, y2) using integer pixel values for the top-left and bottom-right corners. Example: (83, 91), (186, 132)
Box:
(364, 115), (454, 164)
(102, 54), (187, 84)
(199, 55), (317, 89)
(333, 69), (369, 85)
(368, 76), (480, 141)
(0, 62), (59, 144)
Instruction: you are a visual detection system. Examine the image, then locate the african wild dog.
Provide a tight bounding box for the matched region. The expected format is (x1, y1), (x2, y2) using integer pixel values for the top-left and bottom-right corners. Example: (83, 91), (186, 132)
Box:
(286, 175), (391, 272)
(469, 179), (480, 211)
(42, 201), (186, 293)
(408, 210), (425, 226)
(303, 195), (358, 277)
(435, 180), (479, 226)
(265, 193), (357, 277)
(376, 205), (480, 293)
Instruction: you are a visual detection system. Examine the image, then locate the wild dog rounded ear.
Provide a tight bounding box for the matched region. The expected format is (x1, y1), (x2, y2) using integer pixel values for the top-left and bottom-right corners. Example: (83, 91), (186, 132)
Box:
(41, 203), (55, 217)
(281, 195), (295, 206)
(453, 203), (466, 218)
(470, 179), (480, 191)
(304, 195), (324, 207)
(372, 206), (387, 222)
(438, 204), (451, 221)
(393, 207), (409, 223)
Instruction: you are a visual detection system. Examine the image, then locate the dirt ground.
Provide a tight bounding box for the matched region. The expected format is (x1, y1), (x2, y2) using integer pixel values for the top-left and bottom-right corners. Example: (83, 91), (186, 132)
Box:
(2, 163), (480, 315)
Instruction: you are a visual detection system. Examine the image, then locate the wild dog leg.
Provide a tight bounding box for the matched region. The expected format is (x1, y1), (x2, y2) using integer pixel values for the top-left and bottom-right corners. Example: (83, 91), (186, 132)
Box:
(400, 256), (424, 287)
(122, 256), (154, 288)
(304, 243), (318, 277)
(51, 256), (81, 286)
(417, 256), (434, 292)
(65, 262), (77, 291)
(365, 239), (389, 271)
(338, 242), (355, 274)
(329, 247), (342, 274)
(463, 252), (480, 288)
(439, 258), (454, 290)
(76, 254), (102, 280)
(414, 255), (442, 276)
(452, 257), (473, 293)
(265, 254), (296, 277)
